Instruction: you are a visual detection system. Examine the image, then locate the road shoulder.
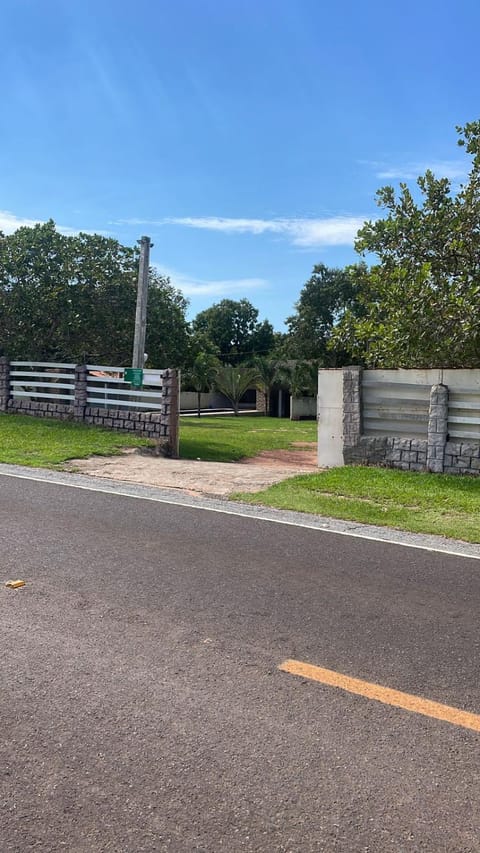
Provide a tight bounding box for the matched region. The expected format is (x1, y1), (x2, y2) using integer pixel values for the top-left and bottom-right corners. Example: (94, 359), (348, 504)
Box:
(1, 462), (479, 561)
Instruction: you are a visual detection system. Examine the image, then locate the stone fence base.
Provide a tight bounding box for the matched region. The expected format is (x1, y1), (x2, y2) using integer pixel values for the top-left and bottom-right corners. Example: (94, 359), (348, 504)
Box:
(341, 366), (480, 476)
(8, 398), (166, 439)
(344, 435), (480, 475)
(1, 358), (179, 457)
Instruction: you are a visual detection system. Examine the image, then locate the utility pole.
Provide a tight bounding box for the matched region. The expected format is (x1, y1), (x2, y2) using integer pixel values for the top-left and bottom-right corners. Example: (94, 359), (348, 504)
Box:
(132, 236), (153, 369)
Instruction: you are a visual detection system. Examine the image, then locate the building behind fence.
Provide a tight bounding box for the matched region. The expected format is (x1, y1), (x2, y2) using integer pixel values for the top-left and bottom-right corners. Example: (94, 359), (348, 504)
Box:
(0, 358), (179, 457)
(318, 367), (480, 476)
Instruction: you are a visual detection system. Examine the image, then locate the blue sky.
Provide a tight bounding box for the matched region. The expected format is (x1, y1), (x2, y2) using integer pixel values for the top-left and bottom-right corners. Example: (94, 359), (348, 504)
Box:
(1, 0), (479, 330)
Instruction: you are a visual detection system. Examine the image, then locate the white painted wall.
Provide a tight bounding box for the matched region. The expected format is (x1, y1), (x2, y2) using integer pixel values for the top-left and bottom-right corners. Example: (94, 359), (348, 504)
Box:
(317, 369), (344, 467)
(290, 396), (317, 420)
(180, 391), (233, 410)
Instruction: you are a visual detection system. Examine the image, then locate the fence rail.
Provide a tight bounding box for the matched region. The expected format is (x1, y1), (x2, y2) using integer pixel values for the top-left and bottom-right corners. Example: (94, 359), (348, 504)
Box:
(10, 361), (76, 404)
(8, 361), (166, 412)
(85, 365), (165, 412)
(362, 378), (430, 439)
(448, 389), (480, 440)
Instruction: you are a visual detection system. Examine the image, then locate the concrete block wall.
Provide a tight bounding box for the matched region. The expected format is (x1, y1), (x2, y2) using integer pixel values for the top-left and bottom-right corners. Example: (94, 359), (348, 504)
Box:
(344, 435), (428, 471)
(320, 366), (480, 475)
(290, 395), (317, 420)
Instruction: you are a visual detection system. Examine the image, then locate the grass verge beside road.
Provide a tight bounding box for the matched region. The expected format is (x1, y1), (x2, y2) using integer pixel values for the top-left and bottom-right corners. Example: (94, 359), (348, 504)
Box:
(0, 413), (316, 467)
(179, 415), (317, 462)
(0, 414), (150, 466)
(233, 466), (480, 544)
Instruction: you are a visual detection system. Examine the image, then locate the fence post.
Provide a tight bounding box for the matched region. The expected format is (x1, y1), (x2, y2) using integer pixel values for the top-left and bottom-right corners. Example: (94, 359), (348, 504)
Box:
(427, 383), (448, 473)
(0, 356), (10, 413)
(158, 368), (179, 458)
(343, 366), (363, 448)
(74, 364), (88, 422)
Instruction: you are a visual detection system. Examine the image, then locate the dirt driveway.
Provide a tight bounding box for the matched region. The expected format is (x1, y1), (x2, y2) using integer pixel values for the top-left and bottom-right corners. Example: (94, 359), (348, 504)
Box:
(67, 444), (319, 498)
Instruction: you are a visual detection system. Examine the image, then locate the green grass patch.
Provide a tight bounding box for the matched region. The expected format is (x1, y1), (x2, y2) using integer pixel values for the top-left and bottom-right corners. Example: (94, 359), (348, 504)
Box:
(233, 466), (480, 544)
(0, 414), (151, 467)
(179, 415), (317, 462)
(0, 412), (316, 467)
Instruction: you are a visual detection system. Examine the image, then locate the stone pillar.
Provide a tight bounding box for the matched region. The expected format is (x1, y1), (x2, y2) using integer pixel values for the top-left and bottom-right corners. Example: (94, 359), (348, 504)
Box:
(159, 368), (179, 458)
(343, 366), (362, 448)
(427, 383), (448, 473)
(0, 356), (10, 412)
(256, 387), (267, 415)
(74, 364), (88, 422)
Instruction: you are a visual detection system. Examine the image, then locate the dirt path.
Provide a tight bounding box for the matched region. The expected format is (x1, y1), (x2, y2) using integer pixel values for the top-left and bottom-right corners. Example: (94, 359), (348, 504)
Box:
(66, 444), (318, 498)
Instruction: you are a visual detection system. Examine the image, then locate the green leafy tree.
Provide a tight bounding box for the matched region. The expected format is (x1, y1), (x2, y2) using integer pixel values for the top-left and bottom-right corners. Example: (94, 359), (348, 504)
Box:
(214, 364), (259, 416)
(0, 221), (190, 367)
(145, 270), (190, 369)
(336, 121), (480, 368)
(283, 360), (319, 397)
(0, 220), (77, 359)
(192, 299), (274, 363)
(285, 263), (365, 365)
(184, 329), (220, 370)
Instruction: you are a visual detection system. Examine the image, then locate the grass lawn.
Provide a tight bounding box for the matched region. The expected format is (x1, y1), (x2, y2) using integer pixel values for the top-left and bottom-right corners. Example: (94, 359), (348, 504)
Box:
(179, 415), (317, 462)
(233, 466), (480, 544)
(0, 412), (316, 467)
(0, 414), (150, 466)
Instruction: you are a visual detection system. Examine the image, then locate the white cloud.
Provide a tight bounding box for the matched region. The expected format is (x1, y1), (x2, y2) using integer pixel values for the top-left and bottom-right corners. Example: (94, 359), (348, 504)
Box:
(0, 209), (100, 237)
(362, 159), (468, 182)
(0, 210), (45, 234)
(117, 215), (367, 248)
(155, 264), (269, 298)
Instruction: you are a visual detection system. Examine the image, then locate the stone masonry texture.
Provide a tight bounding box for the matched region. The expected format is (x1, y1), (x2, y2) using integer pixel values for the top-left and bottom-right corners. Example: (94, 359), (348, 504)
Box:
(341, 371), (480, 476)
(1, 360), (180, 457)
(427, 384), (448, 473)
(343, 366), (362, 448)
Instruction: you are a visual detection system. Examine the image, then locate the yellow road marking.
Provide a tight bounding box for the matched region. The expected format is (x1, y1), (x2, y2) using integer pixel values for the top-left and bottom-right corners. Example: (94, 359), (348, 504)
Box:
(279, 659), (480, 733)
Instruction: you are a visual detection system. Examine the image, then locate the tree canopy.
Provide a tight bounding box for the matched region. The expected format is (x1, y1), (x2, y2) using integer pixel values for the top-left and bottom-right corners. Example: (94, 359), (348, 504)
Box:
(335, 121), (480, 368)
(285, 263), (365, 365)
(0, 221), (190, 367)
(191, 298), (274, 363)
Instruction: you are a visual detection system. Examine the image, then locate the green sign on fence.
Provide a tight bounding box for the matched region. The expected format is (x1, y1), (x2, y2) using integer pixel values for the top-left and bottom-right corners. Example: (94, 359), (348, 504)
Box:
(124, 368), (144, 388)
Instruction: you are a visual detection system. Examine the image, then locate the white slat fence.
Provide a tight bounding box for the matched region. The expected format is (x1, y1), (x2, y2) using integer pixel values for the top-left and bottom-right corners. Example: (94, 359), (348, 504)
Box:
(86, 365), (165, 411)
(10, 361), (76, 403)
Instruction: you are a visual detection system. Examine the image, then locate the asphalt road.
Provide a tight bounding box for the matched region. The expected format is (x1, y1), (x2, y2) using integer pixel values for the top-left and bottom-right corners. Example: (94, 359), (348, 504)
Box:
(1, 473), (480, 852)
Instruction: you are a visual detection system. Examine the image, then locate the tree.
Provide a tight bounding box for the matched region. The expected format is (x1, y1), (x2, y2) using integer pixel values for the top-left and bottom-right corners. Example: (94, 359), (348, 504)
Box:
(145, 270), (190, 369)
(192, 299), (274, 363)
(214, 365), (259, 416)
(285, 263), (365, 365)
(0, 220), (78, 359)
(0, 221), (190, 367)
(336, 121), (480, 368)
(283, 360), (319, 397)
(252, 356), (280, 416)
(186, 352), (221, 417)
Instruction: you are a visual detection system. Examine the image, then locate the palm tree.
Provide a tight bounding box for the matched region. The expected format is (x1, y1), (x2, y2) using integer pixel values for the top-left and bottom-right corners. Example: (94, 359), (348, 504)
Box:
(187, 352), (221, 417)
(214, 365), (259, 416)
(252, 356), (280, 416)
